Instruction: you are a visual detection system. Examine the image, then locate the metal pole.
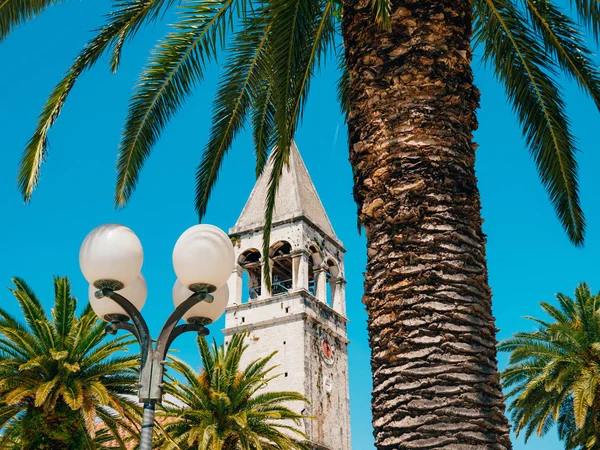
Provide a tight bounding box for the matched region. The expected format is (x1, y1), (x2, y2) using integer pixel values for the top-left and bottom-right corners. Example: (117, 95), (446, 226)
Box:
(139, 400), (156, 450)
(102, 290), (212, 450)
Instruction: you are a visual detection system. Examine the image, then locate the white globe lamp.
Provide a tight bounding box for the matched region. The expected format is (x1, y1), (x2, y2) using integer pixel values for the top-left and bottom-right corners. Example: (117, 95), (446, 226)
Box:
(172, 225), (234, 291)
(80, 224), (143, 289)
(89, 274), (147, 321)
(173, 280), (229, 324)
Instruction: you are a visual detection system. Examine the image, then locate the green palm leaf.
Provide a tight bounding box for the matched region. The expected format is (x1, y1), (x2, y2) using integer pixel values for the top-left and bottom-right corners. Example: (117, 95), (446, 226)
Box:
(17, 0), (176, 203)
(195, 13), (273, 220)
(474, 0), (584, 245)
(523, 0), (600, 108)
(115, 0), (240, 207)
(337, 47), (350, 123)
(369, 0), (390, 28)
(51, 276), (76, 343)
(251, 81), (276, 178)
(0, 0), (61, 42)
(261, 0), (335, 287)
(34, 377), (59, 407)
(0, 276), (141, 447)
(570, 0), (600, 42)
(501, 282), (600, 445)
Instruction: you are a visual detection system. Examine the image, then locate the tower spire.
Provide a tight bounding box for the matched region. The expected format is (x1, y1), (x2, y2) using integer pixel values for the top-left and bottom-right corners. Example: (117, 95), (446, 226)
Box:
(230, 142), (339, 244)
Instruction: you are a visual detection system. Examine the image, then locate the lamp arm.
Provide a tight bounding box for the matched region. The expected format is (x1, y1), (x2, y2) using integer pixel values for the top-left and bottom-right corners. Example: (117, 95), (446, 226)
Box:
(165, 323), (210, 354)
(105, 321), (140, 341)
(147, 292), (211, 400)
(102, 289), (157, 402)
(103, 289), (152, 368)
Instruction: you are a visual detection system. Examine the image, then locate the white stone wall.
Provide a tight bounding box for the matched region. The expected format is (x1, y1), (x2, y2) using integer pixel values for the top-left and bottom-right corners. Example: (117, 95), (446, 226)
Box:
(225, 292), (347, 342)
(303, 319), (352, 450)
(223, 291), (351, 450)
(225, 317), (307, 421)
(224, 212), (351, 450)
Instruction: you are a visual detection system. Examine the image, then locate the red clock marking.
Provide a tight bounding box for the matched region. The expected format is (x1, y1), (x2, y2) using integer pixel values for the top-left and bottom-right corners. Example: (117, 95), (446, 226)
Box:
(322, 339), (334, 359)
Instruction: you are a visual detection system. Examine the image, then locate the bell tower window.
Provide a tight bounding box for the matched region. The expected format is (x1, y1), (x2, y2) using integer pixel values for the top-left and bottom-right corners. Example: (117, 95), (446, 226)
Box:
(270, 241), (293, 295)
(239, 249), (261, 301)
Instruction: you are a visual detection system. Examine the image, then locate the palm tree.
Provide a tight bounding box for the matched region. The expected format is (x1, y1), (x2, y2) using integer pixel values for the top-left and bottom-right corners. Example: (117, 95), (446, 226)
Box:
(500, 283), (600, 449)
(159, 333), (309, 450)
(10, 0), (600, 447)
(0, 276), (141, 449)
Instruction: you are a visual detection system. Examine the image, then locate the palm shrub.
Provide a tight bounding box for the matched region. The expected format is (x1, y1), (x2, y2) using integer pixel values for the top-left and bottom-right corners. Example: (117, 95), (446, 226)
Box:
(500, 282), (600, 449)
(159, 333), (309, 450)
(0, 276), (141, 450)
(0, 422), (134, 450)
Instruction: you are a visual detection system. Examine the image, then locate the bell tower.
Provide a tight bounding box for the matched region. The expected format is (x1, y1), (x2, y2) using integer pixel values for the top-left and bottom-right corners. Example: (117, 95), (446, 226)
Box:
(223, 143), (351, 450)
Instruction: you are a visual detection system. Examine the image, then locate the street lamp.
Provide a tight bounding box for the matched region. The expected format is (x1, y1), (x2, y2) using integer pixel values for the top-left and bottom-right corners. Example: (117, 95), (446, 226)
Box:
(79, 223), (234, 450)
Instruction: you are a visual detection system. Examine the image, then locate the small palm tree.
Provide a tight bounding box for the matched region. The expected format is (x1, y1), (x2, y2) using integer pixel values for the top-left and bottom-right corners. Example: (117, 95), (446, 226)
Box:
(0, 276), (141, 450)
(500, 282), (600, 449)
(160, 333), (309, 450)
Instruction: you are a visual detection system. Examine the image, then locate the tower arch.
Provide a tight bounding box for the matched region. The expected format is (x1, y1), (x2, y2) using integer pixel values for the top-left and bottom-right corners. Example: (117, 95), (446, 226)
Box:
(239, 248), (261, 301)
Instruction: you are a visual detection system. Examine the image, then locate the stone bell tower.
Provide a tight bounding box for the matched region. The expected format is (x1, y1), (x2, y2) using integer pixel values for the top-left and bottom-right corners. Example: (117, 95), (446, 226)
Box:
(223, 142), (351, 450)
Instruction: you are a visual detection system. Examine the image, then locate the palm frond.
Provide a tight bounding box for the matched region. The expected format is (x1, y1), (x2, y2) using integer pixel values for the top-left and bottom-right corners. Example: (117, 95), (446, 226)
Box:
(569, 0), (600, 42)
(51, 276), (76, 344)
(370, 0), (390, 28)
(9, 277), (53, 347)
(501, 282), (600, 441)
(115, 0), (240, 208)
(523, 0), (600, 108)
(261, 0), (335, 287)
(251, 81), (276, 178)
(194, 12), (272, 220)
(0, 0), (61, 42)
(337, 46), (350, 123)
(18, 0), (176, 202)
(473, 0), (584, 245)
(261, 146), (289, 291)
(108, 0), (179, 72)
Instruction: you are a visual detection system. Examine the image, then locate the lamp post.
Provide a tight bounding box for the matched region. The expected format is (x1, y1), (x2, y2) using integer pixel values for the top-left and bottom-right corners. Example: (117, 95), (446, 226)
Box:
(79, 223), (234, 450)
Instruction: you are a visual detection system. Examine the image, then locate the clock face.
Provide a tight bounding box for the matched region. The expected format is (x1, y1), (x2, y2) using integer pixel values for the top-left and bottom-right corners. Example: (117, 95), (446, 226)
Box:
(320, 335), (335, 365)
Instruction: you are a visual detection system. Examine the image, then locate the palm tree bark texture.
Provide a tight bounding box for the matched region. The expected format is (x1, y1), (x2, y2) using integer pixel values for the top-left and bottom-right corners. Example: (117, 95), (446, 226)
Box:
(342, 0), (512, 448)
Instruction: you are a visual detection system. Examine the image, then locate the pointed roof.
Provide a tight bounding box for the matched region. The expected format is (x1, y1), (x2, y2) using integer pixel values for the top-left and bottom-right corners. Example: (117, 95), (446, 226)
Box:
(230, 142), (340, 243)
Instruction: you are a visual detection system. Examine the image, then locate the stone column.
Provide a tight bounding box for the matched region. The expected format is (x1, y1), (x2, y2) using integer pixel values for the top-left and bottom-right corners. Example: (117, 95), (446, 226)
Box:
(226, 265), (243, 307)
(314, 264), (328, 303)
(260, 258), (272, 299)
(332, 278), (347, 315)
(291, 249), (310, 291)
(329, 276), (337, 308)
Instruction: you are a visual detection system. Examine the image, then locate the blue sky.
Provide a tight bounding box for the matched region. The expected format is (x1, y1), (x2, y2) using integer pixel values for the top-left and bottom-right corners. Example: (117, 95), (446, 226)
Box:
(1, 2), (600, 449)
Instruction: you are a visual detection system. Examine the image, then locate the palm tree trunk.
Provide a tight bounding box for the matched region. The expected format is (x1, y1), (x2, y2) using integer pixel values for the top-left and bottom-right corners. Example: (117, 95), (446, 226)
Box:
(341, 0), (512, 448)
